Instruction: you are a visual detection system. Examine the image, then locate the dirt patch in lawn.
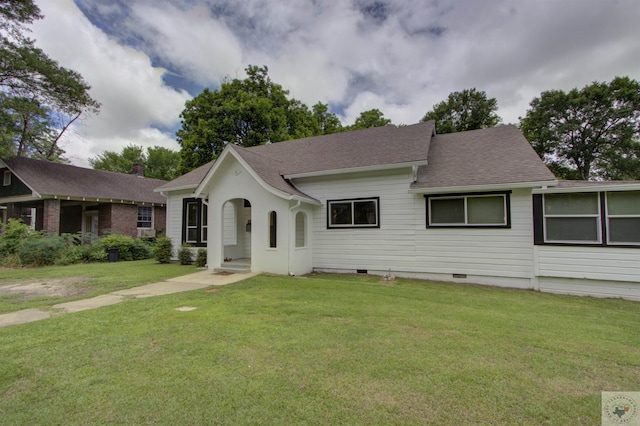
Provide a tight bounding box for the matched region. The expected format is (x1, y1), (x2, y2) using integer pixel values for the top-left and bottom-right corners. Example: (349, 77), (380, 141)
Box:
(0, 277), (93, 300)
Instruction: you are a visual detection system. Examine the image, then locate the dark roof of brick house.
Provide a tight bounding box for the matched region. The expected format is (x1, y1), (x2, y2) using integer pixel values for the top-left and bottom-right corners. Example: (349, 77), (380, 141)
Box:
(2, 156), (167, 204)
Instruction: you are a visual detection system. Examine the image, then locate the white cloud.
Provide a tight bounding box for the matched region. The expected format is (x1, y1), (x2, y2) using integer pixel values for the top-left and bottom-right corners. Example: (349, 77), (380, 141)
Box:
(129, 2), (245, 85)
(31, 0), (190, 166)
(25, 0), (640, 166)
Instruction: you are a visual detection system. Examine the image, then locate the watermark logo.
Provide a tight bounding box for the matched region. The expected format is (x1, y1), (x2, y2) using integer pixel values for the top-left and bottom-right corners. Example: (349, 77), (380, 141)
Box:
(602, 392), (640, 425)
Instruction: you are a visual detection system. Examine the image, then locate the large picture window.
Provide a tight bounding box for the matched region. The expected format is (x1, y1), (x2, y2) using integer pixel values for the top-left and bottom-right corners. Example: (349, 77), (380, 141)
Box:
(182, 198), (208, 246)
(327, 197), (379, 228)
(426, 192), (510, 228)
(533, 190), (640, 247)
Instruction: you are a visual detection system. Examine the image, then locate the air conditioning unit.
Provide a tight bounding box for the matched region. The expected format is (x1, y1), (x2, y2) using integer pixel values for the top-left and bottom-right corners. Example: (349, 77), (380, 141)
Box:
(137, 228), (156, 238)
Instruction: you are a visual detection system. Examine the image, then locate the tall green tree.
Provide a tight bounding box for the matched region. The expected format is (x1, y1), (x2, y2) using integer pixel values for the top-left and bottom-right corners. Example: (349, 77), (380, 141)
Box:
(349, 108), (391, 130)
(177, 65), (324, 173)
(520, 76), (640, 180)
(312, 102), (343, 134)
(90, 144), (180, 181)
(421, 88), (501, 134)
(0, 0), (99, 161)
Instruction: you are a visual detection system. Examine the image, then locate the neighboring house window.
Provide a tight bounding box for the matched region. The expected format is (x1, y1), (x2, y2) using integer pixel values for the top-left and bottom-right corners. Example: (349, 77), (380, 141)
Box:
(137, 206), (153, 228)
(295, 212), (305, 248)
(533, 191), (640, 247)
(269, 211), (277, 248)
(426, 192), (510, 228)
(543, 193), (600, 243)
(3, 170), (10, 186)
(182, 198), (207, 247)
(327, 197), (380, 228)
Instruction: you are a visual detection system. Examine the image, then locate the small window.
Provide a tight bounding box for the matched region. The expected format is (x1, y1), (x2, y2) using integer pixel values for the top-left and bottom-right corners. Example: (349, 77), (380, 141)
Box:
(543, 193), (600, 243)
(201, 203), (208, 243)
(607, 191), (640, 245)
(295, 212), (306, 248)
(328, 198), (379, 228)
(186, 202), (199, 243)
(427, 193), (509, 227)
(3, 170), (10, 186)
(269, 211), (277, 248)
(137, 206), (153, 228)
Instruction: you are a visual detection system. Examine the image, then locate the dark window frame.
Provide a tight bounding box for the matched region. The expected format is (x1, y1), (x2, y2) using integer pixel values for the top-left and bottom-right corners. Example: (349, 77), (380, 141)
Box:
(327, 197), (380, 229)
(268, 211), (277, 248)
(425, 191), (511, 228)
(533, 191), (640, 248)
(182, 198), (207, 247)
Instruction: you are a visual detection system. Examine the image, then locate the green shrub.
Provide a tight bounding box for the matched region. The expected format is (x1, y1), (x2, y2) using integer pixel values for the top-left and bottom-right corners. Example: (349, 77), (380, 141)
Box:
(195, 248), (207, 267)
(130, 238), (152, 260)
(152, 236), (173, 264)
(96, 234), (150, 261)
(178, 245), (193, 265)
(17, 236), (66, 267)
(0, 219), (36, 258)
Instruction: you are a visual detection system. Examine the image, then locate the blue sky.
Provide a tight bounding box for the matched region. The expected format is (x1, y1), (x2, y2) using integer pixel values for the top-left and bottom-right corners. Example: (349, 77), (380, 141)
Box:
(30, 0), (640, 167)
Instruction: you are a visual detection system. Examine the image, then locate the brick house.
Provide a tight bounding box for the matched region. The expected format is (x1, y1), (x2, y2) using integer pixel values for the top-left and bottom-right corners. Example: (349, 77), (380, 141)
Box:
(0, 157), (166, 239)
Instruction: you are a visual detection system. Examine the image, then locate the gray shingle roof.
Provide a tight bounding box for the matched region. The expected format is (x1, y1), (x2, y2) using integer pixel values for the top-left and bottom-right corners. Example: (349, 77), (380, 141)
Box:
(155, 160), (215, 192)
(411, 125), (556, 190)
(161, 122), (555, 198)
(159, 121), (435, 193)
(248, 121), (434, 176)
(3, 157), (167, 204)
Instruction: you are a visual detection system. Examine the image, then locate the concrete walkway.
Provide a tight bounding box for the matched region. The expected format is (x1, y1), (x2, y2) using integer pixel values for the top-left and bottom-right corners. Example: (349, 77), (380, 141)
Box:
(0, 270), (257, 328)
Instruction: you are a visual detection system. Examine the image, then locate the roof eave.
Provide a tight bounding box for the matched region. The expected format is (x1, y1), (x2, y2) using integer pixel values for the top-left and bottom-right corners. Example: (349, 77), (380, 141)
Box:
(409, 180), (558, 194)
(532, 182), (640, 194)
(194, 146), (321, 206)
(154, 183), (198, 193)
(284, 160), (429, 179)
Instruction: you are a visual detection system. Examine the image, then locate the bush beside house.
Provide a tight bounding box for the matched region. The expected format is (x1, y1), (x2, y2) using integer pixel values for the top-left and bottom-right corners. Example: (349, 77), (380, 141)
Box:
(0, 219), (172, 267)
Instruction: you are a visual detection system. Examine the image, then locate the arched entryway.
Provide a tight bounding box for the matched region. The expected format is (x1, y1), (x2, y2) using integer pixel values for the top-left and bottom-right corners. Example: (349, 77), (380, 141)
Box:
(220, 198), (252, 272)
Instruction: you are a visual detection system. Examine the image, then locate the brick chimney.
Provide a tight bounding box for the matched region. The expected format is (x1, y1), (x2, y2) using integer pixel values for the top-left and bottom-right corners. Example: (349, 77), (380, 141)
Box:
(133, 163), (144, 177)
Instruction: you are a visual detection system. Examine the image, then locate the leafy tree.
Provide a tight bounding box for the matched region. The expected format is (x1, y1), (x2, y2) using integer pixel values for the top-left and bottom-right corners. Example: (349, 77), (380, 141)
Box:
(312, 102), (343, 134)
(176, 66), (350, 173)
(421, 88), (501, 134)
(520, 76), (640, 180)
(178, 66), (310, 172)
(90, 144), (180, 181)
(350, 108), (391, 130)
(0, 0), (100, 161)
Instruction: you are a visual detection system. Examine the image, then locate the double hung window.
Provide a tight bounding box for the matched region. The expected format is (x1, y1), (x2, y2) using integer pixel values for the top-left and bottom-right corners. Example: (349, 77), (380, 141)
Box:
(137, 206), (153, 228)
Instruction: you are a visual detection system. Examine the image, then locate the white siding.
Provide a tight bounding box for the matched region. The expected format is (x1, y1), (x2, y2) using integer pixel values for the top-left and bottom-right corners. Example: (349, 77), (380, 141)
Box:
(294, 170), (535, 286)
(223, 202), (237, 245)
(165, 189), (193, 255)
(537, 246), (640, 282)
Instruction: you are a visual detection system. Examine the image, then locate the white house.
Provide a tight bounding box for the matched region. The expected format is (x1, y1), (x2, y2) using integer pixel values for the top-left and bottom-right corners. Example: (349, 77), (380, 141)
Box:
(155, 121), (640, 300)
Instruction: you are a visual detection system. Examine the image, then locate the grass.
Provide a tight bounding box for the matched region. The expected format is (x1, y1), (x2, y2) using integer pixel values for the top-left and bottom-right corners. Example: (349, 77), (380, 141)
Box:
(0, 259), (199, 313)
(0, 272), (639, 424)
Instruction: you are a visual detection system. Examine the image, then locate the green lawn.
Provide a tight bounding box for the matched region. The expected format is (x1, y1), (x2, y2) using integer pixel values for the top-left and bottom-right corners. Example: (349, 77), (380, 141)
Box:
(1, 271), (638, 425)
(0, 259), (199, 314)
